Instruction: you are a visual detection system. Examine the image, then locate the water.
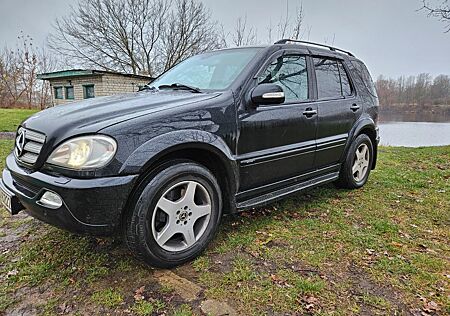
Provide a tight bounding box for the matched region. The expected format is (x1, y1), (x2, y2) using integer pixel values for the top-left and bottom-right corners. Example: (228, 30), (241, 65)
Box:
(379, 122), (450, 147)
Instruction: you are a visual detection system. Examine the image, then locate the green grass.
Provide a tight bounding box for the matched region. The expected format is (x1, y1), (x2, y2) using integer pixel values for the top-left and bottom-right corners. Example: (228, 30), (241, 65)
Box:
(0, 140), (13, 170)
(172, 304), (194, 316)
(196, 146), (450, 314)
(0, 108), (39, 132)
(91, 288), (123, 308)
(0, 137), (449, 314)
(132, 299), (165, 316)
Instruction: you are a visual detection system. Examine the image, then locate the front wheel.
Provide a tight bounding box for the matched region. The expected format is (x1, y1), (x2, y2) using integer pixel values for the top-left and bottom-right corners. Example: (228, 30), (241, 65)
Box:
(124, 162), (222, 268)
(335, 134), (373, 189)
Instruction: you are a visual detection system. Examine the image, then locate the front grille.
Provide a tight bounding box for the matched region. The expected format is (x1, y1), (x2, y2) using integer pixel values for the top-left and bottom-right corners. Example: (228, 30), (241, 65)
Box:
(15, 127), (46, 166)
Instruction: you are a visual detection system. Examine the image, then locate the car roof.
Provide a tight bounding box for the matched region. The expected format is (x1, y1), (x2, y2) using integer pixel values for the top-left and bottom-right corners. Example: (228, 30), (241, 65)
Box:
(213, 40), (356, 60)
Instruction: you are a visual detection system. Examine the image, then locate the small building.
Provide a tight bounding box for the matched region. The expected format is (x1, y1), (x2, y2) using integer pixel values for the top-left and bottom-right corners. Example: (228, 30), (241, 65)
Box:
(37, 69), (153, 106)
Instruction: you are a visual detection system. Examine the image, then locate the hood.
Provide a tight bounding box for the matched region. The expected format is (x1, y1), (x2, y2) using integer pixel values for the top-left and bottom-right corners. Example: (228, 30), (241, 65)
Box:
(22, 90), (220, 139)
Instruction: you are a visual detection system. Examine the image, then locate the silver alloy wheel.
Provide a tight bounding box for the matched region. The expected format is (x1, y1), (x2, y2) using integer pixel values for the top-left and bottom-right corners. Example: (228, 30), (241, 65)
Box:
(151, 180), (212, 252)
(352, 143), (370, 182)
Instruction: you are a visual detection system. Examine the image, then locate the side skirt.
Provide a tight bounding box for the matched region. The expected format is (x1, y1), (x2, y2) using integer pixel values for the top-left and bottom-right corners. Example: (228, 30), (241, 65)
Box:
(236, 171), (339, 210)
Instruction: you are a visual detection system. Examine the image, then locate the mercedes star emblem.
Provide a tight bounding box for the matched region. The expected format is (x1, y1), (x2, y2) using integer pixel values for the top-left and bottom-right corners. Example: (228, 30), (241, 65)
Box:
(16, 129), (26, 156)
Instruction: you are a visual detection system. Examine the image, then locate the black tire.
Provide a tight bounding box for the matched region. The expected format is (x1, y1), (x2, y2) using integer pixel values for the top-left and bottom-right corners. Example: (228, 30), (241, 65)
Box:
(124, 161), (222, 268)
(335, 134), (373, 189)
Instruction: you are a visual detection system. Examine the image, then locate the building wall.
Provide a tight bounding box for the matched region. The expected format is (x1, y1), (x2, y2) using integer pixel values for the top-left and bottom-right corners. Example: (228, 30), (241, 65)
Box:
(49, 76), (103, 106)
(48, 74), (150, 106)
(100, 74), (150, 96)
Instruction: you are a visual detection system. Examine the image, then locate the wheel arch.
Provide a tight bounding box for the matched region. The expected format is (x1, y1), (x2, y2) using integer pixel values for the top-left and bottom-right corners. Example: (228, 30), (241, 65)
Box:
(343, 118), (378, 169)
(119, 130), (238, 224)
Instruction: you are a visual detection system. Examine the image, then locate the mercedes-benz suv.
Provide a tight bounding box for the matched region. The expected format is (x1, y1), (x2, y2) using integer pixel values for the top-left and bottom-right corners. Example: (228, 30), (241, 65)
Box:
(0, 40), (379, 267)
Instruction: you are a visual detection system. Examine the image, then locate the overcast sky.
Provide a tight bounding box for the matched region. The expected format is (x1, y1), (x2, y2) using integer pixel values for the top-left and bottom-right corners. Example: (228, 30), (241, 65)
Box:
(0, 0), (449, 78)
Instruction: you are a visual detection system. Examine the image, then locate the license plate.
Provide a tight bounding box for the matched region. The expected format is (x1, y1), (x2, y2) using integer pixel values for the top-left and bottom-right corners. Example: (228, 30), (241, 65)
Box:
(0, 185), (12, 213)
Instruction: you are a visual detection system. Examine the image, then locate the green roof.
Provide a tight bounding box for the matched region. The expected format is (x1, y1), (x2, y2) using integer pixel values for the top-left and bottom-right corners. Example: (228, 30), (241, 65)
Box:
(37, 69), (153, 80)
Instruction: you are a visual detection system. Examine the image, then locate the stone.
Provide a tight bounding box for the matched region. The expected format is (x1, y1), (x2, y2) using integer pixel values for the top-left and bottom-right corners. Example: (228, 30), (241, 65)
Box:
(200, 299), (237, 316)
(154, 270), (202, 301)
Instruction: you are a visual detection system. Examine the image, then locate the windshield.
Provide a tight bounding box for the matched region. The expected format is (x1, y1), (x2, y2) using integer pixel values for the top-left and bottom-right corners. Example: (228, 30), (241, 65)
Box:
(151, 48), (261, 90)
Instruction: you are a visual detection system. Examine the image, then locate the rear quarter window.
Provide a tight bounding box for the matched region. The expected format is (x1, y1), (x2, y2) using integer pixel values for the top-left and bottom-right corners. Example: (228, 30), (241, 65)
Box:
(350, 60), (377, 97)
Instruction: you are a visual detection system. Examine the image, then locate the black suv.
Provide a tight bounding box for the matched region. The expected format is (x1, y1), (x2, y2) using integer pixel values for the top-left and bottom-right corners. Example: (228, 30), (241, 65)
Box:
(1, 40), (379, 267)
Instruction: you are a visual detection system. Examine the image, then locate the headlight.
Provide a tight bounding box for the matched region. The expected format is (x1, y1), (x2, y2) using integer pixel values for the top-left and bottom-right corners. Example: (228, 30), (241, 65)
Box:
(47, 135), (117, 170)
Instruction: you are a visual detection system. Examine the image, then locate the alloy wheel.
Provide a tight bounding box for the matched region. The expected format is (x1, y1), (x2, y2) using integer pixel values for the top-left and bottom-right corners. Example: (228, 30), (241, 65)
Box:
(151, 180), (211, 252)
(352, 143), (370, 182)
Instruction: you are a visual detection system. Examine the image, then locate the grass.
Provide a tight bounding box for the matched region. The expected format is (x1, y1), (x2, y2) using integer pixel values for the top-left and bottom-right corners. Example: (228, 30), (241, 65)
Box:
(132, 299), (165, 316)
(0, 139), (449, 315)
(0, 108), (39, 132)
(91, 288), (124, 308)
(0, 140), (12, 170)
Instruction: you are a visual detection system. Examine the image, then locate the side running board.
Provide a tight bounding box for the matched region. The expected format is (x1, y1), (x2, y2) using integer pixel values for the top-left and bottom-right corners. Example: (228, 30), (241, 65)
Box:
(236, 172), (339, 210)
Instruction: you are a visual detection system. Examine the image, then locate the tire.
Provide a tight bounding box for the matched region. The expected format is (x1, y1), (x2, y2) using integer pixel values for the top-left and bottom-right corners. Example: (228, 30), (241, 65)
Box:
(335, 134), (373, 189)
(125, 161), (222, 268)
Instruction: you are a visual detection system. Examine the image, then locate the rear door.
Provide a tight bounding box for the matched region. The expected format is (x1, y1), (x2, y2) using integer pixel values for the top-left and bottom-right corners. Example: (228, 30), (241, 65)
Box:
(313, 57), (360, 168)
(237, 52), (317, 194)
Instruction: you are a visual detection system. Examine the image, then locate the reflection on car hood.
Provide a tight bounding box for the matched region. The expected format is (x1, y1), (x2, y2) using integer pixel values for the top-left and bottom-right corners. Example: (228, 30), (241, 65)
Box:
(22, 90), (220, 139)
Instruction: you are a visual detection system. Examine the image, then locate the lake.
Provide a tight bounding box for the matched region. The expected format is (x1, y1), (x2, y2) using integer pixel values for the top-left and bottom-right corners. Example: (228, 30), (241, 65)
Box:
(379, 122), (450, 147)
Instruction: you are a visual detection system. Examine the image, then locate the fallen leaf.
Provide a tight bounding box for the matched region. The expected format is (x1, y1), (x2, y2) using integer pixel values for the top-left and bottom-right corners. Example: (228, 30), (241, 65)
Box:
(270, 274), (290, 287)
(423, 300), (439, 313)
(366, 248), (375, 255)
(134, 286), (145, 301)
(304, 296), (318, 304)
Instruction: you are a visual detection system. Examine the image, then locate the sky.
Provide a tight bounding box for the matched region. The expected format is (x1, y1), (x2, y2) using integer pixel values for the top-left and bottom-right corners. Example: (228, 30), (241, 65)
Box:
(0, 0), (449, 78)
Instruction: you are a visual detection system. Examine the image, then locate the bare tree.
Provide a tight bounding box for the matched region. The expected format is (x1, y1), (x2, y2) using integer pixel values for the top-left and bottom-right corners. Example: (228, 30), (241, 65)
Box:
(267, 1), (305, 43)
(48, 0), (221, 77)
(421, 0), (450, 32)
(226, 1), (305, 47)
(229, 15), (258, 47)
(376, 73), (450, 107)
(0, 46), (26, 107)
(159, 0), (222, 71)
(35, 47), (58, 109)
(0, 34), (57, 109)
(291, 3), (304, 40)
(277, 1), (291, 39)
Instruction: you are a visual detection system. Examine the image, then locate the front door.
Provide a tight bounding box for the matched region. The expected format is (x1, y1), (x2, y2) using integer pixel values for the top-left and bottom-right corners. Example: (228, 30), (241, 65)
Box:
(237, 54), (317, 195)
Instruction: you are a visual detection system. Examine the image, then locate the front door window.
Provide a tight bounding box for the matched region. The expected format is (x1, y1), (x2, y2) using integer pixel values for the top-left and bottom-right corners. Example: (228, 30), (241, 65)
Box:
(258, 55), (309, 102)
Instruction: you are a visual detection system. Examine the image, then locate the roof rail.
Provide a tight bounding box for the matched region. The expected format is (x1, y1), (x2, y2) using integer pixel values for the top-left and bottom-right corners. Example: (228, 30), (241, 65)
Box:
(274, 39), (354, 57)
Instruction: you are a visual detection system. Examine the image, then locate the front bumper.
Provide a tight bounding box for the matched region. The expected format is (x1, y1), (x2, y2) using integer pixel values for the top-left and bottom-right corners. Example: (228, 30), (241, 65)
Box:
(1, 153), (138, 235)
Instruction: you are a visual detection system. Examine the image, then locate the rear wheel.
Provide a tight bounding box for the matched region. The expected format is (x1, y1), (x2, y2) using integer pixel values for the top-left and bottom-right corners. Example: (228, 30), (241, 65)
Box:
(335, 134), (373, 189)
(125, 162), (222, 268)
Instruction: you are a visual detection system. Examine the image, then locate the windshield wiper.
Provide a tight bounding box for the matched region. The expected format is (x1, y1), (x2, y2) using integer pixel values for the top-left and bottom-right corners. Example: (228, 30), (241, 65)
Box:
(158, 83), (202, 93)
(138, 84), (157, 91)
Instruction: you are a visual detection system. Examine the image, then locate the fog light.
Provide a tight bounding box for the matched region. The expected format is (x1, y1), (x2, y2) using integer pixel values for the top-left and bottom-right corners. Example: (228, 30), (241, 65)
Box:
(38, 191), (63, 209)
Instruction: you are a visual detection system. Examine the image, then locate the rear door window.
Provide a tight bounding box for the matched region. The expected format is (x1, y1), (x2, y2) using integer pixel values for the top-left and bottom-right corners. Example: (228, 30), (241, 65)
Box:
(313, 57), (342, 99)
(313, 57), (356, 100)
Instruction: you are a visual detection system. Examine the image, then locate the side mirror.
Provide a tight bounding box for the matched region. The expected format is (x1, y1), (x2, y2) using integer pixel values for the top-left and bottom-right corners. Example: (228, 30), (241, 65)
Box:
(251, 83), (285, 106)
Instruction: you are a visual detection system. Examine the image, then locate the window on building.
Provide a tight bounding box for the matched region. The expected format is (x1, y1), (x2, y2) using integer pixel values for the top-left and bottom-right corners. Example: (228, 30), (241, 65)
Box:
(54, 87), (63, 99)
(83, 85), (95, 99)
(258, 55), (309, 102)
(65, 86), (74, 99)
(313, 57), (342, 99)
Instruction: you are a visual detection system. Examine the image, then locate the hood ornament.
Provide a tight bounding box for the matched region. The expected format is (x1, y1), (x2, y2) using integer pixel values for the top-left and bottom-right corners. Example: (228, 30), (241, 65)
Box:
(16, 129), (26, 156)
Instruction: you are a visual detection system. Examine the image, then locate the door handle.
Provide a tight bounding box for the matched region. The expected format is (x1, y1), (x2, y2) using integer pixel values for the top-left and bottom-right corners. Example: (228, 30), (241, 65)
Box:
(350, 103), (360, 111)
(303, 108), (317, 117)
